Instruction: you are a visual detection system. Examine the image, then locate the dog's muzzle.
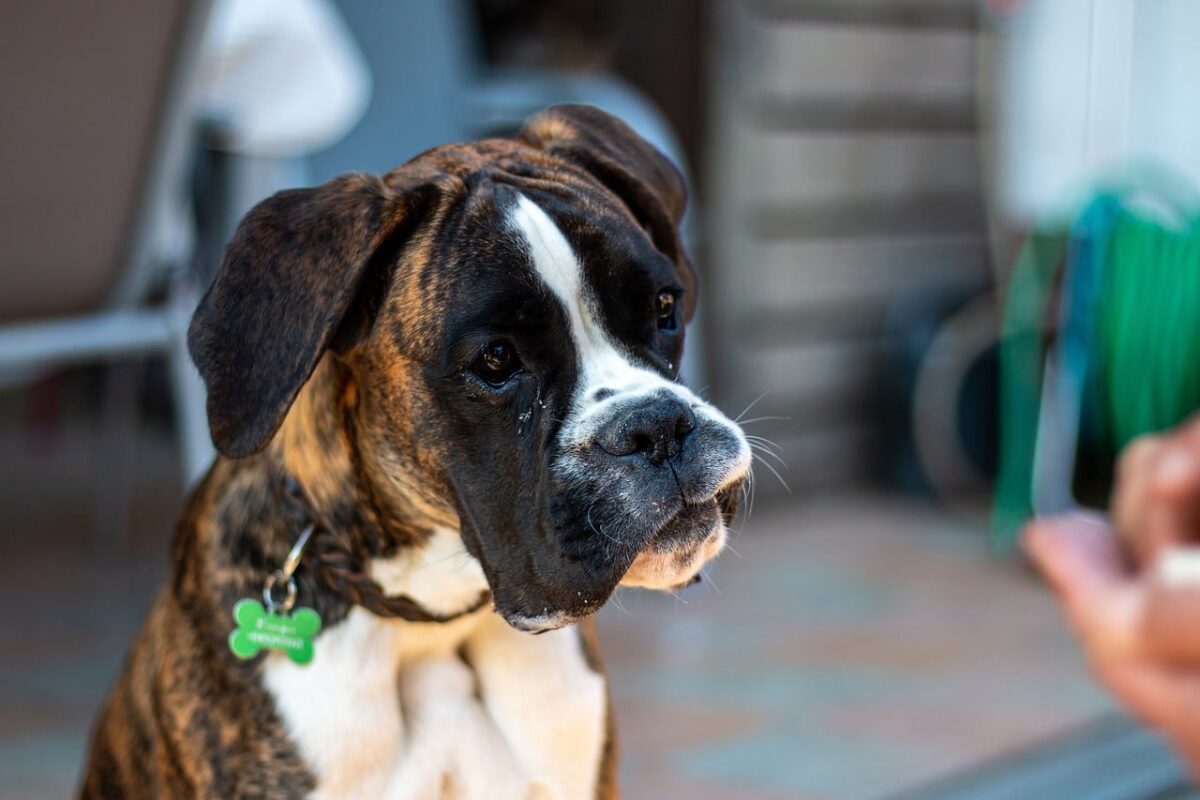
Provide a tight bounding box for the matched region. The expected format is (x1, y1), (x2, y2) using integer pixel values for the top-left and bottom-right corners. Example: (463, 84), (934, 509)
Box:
(492, 388), (749, 633)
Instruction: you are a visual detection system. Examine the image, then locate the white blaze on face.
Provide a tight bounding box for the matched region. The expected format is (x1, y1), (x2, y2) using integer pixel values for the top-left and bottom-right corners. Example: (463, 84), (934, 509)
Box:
(509, 193), (740, 446)
(509, 193), (681, 436)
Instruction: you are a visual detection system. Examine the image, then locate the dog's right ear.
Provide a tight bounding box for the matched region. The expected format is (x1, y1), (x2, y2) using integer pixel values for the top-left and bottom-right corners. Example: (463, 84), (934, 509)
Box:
(188, 172), (429, 459)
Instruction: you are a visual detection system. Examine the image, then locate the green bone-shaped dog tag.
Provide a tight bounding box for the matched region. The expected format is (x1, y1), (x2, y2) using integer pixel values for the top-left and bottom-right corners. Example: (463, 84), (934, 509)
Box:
(228, 599), (321, 665)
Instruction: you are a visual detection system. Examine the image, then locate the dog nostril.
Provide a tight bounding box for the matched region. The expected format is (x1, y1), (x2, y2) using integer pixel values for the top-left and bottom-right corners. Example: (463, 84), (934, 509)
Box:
(632, 432), (656, 456)
(676, 414), (695, 438)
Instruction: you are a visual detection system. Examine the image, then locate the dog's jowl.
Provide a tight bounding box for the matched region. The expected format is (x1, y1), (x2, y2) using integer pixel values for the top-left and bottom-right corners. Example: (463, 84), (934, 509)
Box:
(82, 105), (750, 799)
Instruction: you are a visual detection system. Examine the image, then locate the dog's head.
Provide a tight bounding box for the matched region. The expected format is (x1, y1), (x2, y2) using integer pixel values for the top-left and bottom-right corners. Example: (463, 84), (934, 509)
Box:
(189, 105), (750, 632)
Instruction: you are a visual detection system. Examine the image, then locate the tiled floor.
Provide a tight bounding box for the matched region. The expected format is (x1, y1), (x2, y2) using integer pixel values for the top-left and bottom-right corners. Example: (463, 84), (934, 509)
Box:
(0, 413), (1119, 798)
(596, 497), (1116, 799)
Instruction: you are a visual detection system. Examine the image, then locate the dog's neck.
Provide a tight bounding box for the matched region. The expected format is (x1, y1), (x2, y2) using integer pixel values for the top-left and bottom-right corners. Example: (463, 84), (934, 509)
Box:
(270, 355), (454, 560)
(248, 355), (490, 625)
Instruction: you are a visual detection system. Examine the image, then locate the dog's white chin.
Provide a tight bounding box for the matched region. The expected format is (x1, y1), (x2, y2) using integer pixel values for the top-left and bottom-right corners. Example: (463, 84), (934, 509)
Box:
(619, 523), (727, 590)
(505, 609), (576, 634)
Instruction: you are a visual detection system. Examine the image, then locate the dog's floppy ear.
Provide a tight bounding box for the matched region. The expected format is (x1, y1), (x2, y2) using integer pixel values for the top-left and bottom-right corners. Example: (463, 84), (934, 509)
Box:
(517, 104), (697, 320)
(188, 172), (427, 459)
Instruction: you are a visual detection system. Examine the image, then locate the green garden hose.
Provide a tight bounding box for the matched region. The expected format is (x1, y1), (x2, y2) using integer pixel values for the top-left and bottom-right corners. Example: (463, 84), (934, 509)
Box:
(993, 191), (1200, 550)
(1097, 211), (1200, 451)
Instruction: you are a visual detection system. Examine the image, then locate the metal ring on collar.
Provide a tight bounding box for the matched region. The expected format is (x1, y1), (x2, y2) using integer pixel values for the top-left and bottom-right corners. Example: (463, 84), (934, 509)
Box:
(262, 524), (314, 614)
(263, 570), (297, 614)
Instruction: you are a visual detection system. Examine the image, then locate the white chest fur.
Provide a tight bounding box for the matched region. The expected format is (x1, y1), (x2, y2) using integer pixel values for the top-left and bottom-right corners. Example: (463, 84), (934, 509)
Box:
(261, 529), (608, 800)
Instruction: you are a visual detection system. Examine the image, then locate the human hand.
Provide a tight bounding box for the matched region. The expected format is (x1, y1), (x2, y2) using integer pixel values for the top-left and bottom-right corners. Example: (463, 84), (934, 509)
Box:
(1024, 512), (1200, 777)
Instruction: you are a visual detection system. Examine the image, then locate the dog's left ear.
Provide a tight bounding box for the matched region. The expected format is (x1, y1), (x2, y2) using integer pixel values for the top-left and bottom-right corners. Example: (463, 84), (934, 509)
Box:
(518, 104), (697, 321)
(188, 172), (429, 459)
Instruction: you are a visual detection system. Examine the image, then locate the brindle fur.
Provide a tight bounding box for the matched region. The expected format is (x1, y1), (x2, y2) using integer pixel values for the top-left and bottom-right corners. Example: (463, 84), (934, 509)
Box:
(83, 105), (696, 798)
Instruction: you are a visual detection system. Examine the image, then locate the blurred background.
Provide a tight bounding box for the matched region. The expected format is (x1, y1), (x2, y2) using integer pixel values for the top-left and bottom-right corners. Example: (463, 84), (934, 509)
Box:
(4, 0), (1200, 797)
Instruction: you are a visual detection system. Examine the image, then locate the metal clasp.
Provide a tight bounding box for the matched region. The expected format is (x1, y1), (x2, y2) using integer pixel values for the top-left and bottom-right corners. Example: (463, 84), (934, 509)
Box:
(263, 524), (315, 614)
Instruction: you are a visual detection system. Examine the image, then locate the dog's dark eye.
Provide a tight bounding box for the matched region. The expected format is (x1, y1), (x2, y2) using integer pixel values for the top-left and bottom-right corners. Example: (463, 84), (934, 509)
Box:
(655, 291), (678, 331)
(470, 340), (522, 386)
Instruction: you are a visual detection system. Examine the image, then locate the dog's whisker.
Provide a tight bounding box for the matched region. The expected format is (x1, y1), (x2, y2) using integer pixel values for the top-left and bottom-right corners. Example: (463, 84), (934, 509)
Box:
(753, 455), (791, 493)
(744, 432), (782, 446)
(744, 443), (782, 470)
(745, 443), (784, 459)
(700, 566), (721, 595)
(744, 433), (785, 452)
(736, 415), (790, 426)
(741, 465), (756, 522)
(609, 588), (631, 616)
(748, 445), (789, 470)
(733, 390), (770, 423)
(745, 436), (788, 465)
(587, 506), (625, 552)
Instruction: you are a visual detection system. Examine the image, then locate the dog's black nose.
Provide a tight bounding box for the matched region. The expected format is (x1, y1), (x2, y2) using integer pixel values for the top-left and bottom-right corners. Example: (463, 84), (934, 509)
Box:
(595, 394), (696, 466)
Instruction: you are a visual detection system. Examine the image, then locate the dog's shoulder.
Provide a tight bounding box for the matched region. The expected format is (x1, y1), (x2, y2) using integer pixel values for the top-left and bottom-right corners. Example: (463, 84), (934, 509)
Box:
(83, 462), (319, 797)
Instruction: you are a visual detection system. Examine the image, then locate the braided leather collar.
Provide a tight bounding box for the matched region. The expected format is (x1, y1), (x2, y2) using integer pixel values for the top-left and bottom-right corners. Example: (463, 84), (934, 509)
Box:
(279, 474), (490, 624)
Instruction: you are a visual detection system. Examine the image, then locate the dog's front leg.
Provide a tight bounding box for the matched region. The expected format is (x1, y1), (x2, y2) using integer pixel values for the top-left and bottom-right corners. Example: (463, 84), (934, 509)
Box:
(389, 654), (554, 800)
(262, 609), (411, 798)
(463, 616), (609, 800)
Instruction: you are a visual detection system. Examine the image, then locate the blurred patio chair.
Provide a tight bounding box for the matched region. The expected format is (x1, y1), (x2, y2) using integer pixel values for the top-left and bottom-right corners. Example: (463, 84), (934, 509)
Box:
(0, 0), (215, 520)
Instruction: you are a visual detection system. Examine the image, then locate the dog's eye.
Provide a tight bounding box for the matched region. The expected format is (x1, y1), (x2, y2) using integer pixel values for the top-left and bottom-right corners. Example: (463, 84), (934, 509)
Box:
(655, 291), (678, 331)
(470, 340), (522, 386)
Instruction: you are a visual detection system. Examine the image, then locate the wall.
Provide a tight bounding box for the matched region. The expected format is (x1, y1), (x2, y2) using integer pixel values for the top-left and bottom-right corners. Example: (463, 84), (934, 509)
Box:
(704, 0), (990, 492)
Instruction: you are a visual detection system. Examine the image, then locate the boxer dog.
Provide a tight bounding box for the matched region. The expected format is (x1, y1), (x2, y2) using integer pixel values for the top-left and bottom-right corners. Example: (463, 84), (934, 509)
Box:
(82, 105), (750, 799)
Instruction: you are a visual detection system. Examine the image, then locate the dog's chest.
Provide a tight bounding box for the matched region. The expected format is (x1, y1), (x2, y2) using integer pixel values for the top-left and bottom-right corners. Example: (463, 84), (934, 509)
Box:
(261, 531), (607, 800)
